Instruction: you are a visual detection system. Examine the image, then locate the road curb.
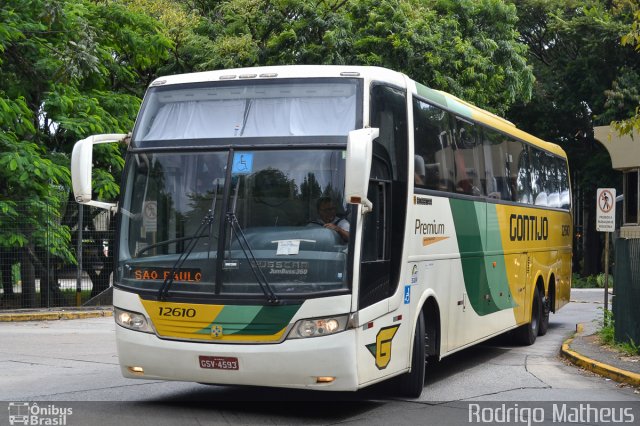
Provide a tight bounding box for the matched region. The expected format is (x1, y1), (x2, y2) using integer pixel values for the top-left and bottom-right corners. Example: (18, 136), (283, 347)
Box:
(561, 323), (640, 387)
(0, 309), (113, 322)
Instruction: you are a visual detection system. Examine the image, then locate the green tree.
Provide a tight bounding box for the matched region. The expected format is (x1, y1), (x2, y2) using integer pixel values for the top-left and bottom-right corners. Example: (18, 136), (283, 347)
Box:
(190, 0), (353, 69)
(610, 5), (640, 136)
(121, 0), (213, 74)
(191, 0), (534, 113)
(348, 0), (534, 113)
(0, 0), (172, 307)
(507, 0), (639, 275)
(0, 0), (545, 306)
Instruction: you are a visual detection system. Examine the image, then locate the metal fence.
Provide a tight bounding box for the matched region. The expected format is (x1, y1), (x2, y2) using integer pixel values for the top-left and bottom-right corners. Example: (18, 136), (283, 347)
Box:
(0, 201), (114, 310)
(613, 237), (640, 344)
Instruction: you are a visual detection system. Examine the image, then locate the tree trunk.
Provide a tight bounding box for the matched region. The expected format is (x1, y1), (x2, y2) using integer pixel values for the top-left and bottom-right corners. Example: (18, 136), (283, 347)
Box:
(1, 249), (14, 296)
(20, 248), (36, 308)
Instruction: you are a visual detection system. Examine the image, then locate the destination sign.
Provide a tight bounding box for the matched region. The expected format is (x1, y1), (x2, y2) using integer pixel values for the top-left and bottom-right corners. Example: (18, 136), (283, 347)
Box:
(131, 267), (202, 282)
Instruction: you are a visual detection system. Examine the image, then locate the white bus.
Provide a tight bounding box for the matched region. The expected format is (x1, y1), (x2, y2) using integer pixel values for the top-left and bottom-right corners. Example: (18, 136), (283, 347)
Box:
(71, 65), (572, 397)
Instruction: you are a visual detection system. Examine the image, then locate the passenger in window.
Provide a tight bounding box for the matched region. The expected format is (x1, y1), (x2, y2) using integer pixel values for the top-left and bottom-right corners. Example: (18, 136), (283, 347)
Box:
(314, 197), (350, 242)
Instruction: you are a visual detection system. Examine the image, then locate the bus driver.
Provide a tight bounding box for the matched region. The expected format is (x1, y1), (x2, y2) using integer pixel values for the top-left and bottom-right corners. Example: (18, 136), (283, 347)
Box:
(315, 197), (350, 242)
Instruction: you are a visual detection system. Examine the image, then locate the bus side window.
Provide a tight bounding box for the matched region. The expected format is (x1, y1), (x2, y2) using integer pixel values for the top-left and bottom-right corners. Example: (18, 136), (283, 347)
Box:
(412, 98), (454, 191)
(483, 128), (512, 201)
(370, 84), (408, 181)
(530, 148), (548, 206)
(545, 153), (560, 208)
(453, 118), (484, 196)
(510, 140), (532, 204)
(557, 157), (571, 210)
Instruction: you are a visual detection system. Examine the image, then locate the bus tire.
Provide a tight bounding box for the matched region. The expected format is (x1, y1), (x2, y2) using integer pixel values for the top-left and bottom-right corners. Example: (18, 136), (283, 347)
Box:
(538, 292), (550, 336)
(515, 288), (541, 345)
(396, 310), (426, 398)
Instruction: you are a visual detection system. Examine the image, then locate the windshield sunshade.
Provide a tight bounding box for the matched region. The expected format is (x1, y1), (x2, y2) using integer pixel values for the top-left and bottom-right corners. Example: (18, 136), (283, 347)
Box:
(134, 81), (357, 141)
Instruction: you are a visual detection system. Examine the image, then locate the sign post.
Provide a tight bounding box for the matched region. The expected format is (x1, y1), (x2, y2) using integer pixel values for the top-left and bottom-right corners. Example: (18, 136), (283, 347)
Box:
(596, 188), (616, 319)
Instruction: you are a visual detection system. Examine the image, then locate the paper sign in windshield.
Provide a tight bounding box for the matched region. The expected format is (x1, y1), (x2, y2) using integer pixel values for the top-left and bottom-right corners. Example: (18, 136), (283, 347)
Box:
(275, 240), (301, 255)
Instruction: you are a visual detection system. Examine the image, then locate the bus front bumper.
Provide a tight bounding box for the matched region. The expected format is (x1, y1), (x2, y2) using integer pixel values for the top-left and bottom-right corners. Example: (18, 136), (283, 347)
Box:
(115, 325), (360, 391)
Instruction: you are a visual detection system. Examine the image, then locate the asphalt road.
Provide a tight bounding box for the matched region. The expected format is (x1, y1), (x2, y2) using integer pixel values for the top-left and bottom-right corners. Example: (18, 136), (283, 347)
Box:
(0, 289), (638, 425)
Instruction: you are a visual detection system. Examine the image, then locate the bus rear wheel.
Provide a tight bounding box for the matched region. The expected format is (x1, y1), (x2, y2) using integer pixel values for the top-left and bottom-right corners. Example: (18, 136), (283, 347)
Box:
(514, 288), (542, 346)
(538, 292), (550, 336)
(396, 310), (426, 398)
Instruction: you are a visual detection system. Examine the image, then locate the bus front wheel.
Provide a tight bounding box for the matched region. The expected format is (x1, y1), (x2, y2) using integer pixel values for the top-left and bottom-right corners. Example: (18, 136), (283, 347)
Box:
(396, 310), (426, 398)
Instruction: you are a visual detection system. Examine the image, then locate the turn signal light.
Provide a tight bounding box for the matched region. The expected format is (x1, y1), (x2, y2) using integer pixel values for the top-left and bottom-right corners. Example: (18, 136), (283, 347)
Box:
(127, 366), (145, 376)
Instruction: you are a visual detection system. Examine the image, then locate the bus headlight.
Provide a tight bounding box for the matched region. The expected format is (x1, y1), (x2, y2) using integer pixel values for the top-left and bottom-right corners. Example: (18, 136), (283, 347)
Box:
(115, 308), (154, 333)
(287, 315), (350, 339)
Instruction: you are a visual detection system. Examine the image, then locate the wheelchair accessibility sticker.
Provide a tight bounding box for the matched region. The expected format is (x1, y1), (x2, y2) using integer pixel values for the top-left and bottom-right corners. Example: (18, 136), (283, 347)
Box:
(232, 153), (254, 175)
(404, 285), (411, 304)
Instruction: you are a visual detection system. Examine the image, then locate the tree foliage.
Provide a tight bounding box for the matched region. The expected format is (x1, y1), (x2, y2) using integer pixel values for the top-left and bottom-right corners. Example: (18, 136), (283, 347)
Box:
(507, 0), (640, 275)
(349, 0), (534, 113)
(190, 0), (534, 114)
(0, 0), (173, 306)
(11, 0), (630, 303)
(611, 5), (640, 136)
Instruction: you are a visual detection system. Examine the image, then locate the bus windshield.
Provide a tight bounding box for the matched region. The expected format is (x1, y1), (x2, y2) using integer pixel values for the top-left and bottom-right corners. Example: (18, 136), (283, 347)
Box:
(133, 80), (357, 141)
(117, 149), (350, 298)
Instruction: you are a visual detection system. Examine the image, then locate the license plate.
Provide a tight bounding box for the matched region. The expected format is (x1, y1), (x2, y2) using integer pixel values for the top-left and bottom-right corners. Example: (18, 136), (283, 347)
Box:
(199, 356), (239, 370)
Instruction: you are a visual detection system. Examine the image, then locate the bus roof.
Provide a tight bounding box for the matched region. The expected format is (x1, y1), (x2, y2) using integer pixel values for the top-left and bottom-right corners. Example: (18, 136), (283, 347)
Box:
(150, 65), (567, 159)
(150, 65), (407, 88)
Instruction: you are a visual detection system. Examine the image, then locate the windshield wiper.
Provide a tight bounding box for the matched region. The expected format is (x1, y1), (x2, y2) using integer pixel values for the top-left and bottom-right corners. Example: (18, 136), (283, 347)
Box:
(157, 183), (219, 301)
(224, 176), (279, 304)
(226, 211), (279, 304)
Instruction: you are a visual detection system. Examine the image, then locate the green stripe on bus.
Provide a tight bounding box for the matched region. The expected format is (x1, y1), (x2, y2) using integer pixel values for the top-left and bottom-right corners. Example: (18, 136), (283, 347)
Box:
(196, 304), (300, 336)
(232, 304), (301, 335)
(450, 199), (514, 315)
(485, 204), (516, 311)
(415, 83), (472, 119)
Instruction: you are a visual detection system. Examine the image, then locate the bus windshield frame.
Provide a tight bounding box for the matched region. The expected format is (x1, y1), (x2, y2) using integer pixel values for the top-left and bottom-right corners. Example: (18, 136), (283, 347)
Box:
(116, 77), (363, 303)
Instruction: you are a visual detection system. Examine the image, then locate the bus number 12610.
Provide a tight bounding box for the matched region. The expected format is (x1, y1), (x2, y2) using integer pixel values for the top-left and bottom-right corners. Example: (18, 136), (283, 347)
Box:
(158, 307), (196, 318)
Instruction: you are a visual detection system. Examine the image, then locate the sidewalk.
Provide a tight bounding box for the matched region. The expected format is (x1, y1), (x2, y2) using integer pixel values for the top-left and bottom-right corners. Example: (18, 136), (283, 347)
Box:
(561, 318), (640, 387)
(0, 306), (112, 322)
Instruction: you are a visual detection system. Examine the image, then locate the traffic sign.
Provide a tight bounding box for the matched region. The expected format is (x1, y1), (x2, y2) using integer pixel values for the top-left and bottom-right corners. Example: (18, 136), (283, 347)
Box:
(596, 188), (616, 232)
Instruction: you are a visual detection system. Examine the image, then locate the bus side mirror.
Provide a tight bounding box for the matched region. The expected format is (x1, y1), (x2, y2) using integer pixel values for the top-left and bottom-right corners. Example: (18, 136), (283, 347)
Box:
(71, 133), (128, 212)
(345, 128), (378, 214)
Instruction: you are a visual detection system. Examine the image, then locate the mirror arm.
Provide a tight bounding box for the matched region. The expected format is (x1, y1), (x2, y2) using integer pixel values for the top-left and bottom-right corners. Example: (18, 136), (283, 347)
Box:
(362, 198), (373, 215)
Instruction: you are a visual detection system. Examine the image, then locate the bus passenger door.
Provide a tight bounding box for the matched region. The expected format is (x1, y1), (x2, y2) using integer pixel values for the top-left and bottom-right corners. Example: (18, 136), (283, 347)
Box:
(358, 146), (393, 310)
(356, 162), (400, 385)
(356, 83), (409, 386)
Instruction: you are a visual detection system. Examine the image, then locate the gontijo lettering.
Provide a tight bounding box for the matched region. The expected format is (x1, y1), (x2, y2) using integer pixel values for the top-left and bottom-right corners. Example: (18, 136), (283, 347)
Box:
(509, 214), (549, 241)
